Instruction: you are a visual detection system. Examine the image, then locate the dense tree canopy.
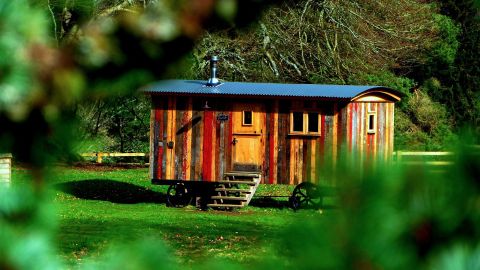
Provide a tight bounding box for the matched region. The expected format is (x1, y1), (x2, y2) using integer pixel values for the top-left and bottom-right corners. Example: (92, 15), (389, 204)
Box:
(189, 0), (477, 150)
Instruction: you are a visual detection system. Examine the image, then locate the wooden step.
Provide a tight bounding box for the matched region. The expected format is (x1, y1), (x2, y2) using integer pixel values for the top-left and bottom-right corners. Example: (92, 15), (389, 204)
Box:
(211, 196), (247, 201)
(207, 204), (244, 208)
(217, 180), (257, 185)
(224, 172), (261, 177)
(214, 188), (251, 193)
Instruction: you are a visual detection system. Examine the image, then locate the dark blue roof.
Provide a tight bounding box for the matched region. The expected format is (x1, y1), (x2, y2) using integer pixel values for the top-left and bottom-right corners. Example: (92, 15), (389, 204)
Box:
(143, 80), (400, 100)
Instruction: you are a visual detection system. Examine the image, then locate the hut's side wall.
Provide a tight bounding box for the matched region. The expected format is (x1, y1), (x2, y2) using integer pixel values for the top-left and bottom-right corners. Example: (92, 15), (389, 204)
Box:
(337, 102), (395, 173)
(149, 96), (395, 185)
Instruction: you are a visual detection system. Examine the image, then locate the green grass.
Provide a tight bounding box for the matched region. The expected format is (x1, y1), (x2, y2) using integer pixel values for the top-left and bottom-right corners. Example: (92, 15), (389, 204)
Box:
(12, 165), (322, 268)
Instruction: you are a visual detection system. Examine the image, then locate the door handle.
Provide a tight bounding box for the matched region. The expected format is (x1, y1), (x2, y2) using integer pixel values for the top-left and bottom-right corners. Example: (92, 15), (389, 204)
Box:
(232, 138), (238, 145)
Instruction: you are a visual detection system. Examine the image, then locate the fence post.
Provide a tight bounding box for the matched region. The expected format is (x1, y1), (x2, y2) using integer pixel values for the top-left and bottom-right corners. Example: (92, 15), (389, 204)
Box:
(97, 152), (103, 164)
(0, 153), (12, 187)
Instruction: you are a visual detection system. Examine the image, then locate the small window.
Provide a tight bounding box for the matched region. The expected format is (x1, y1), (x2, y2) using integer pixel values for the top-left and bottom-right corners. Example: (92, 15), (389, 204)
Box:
(307, 112), (319, 133)
(367, 113), (376, 134)
(243, 111), (253, 126)
(292, 112), (304, 132)
(290, 111), (321, 135)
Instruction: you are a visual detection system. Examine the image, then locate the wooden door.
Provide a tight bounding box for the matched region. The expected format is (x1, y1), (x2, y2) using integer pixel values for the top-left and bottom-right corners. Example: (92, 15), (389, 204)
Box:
(231, 103), (265, 172)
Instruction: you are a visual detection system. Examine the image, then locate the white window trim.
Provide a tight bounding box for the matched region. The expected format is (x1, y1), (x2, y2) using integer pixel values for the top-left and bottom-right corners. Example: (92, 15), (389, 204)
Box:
(367, 113), (377, 134)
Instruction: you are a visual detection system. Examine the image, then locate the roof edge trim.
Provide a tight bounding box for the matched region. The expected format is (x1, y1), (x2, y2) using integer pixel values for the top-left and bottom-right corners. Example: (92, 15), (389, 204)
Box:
(351, 87), (403, 102)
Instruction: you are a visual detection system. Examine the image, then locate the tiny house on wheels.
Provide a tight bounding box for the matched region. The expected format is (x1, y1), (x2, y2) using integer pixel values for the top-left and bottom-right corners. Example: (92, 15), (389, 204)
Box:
(143, 57), (402, 210)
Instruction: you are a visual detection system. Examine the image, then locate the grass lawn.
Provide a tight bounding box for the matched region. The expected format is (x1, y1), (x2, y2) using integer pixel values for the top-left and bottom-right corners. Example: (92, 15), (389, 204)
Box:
(12, 165), (325, 268)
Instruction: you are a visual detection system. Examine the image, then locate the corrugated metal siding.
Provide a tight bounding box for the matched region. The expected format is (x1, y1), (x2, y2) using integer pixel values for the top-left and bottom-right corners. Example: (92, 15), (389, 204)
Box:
(143, 80), (395, 99)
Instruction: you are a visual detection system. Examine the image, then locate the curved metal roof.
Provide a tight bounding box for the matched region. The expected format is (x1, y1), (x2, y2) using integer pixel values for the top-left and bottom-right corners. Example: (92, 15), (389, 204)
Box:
(143, 80), (402, 101)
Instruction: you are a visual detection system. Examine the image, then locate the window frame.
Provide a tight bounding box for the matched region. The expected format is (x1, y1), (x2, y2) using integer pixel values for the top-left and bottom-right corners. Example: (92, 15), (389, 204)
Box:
(367, 104), (377, 134)
(242, 110), (253, 126)
(289, 111), (321, 136)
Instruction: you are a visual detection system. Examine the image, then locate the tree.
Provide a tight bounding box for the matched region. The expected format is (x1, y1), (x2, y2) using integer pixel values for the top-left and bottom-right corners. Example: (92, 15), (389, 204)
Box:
(192, 0), (441, 85)
(416, 0), (480, 130)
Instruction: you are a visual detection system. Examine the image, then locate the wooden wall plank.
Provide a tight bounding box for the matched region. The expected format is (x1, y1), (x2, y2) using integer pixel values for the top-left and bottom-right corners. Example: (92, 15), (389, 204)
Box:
(315, 114), (328, 183)
(373, 103), (378, 161)
(389, 103), (395, 159)
(149, 108), (155, 179)
(215, 111), (222, 181)
(278, 101), (289, 185)
(268, 100), (279, 184)
(202, 109), (214, 181)
(384, 103), (390, 161)
(359, 102), (365, 172)
(193, 104), (204, 180)
(305, 138), (311, 183)
(289, 138), (295, 185)
(155, 106), (164, 180)
(298, 139), (303, 185)
(174, 100), (184, 180)
(351, 103), (358, 152)
(377, 103), (385, 163)
(265, 105), (271, 184)
(190, 107), (200, 179)
(165, 97), (176, 180)
(182, 98), (193, 180)
(310, 138), (316, 184)
(227, 111), (233, 174)
(162, 103), (168, 179)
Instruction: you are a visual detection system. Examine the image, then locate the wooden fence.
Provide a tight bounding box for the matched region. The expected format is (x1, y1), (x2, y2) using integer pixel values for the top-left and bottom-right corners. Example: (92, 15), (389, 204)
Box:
(81, 152), (148, 164)
(393, 151), (455, 166)
(0, 153), (12, 186)
(81, 149), (477, 166)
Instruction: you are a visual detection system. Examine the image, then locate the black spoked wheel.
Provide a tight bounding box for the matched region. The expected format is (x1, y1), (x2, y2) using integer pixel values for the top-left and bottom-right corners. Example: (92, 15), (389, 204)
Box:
(166, 183), (192, 207)
(289, 182), (322, 210)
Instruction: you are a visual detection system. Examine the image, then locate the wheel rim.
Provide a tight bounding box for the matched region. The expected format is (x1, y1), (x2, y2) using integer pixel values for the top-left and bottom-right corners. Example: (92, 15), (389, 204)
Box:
(292, 182), (321, 209)
(166, 183), (191, 207)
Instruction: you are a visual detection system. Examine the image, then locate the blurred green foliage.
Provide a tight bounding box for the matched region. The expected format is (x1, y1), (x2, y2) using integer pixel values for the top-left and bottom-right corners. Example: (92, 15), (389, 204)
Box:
(1, 1), (480, 270)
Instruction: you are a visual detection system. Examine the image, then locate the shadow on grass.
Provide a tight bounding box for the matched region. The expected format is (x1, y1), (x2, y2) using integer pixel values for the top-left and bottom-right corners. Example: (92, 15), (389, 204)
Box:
(55, 179), (166, 204)
(250, 196), (338, 210)
(249, 197), (290, 209)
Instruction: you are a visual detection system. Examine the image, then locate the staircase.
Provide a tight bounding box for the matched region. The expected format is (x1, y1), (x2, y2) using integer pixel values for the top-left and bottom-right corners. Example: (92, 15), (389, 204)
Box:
(207, 172), (261, 209)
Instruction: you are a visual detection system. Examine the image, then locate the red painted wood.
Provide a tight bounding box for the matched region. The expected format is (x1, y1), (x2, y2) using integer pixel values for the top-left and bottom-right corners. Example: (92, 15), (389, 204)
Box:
(337, 104), (343, 149)
(155, 108), (163, 179)
(202, 110), (214, 181)
(367, 134), (374, 158)
(182, 111), (189, 180)
(348, 104), (353, 151)
(268, 113), (275, 184)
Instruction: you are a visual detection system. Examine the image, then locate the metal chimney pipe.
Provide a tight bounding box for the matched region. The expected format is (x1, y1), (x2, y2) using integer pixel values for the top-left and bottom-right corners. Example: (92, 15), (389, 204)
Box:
(207, 56), (220, 86)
